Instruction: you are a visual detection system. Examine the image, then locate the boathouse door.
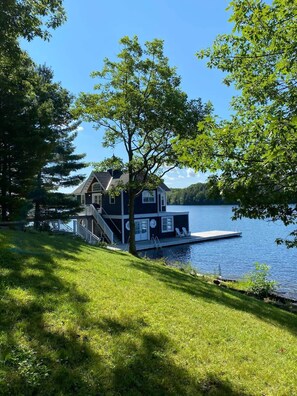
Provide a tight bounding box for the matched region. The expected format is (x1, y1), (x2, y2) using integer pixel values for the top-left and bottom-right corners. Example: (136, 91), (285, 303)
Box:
(135, 219), (149, 241)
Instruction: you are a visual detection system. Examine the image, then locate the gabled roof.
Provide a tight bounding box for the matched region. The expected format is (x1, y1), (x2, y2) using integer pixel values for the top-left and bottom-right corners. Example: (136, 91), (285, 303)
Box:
(93, 172), (112, 190)
(72, 171), (112, 195)
(159, 182), (170, 192)
(72, 170), (170, 194)
(108, 173), (129, 189)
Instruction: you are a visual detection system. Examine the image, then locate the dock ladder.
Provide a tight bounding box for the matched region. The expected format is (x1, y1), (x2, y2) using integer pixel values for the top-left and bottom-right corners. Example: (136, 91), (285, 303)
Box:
(151, 236), (161, 249)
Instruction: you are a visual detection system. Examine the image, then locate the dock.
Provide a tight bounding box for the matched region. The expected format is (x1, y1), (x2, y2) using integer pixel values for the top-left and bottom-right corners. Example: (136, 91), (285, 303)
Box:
(117, 230), (242, 251)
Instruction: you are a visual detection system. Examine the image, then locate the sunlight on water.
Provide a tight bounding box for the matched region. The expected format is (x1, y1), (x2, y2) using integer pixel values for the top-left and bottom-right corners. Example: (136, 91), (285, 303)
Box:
(143, 205), (297, 300)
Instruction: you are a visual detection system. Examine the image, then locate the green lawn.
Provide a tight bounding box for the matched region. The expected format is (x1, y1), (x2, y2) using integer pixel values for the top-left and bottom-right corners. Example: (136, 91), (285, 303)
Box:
(0, 230), (296, 395)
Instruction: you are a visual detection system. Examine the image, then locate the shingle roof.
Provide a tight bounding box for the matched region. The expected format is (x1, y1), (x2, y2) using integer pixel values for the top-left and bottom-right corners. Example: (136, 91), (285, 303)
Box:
(93, 172), (112, 190)
(72, 170), (170, 193)
(108, 173), (129, 190)
(159, 182), (170, 192)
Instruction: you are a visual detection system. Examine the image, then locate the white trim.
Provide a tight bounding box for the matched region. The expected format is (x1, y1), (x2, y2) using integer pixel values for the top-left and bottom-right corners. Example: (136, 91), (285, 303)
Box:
(102, 211), (189, 220)
(106, 176), (113, 191)
(161, 216), (174, 233)
(92, 193), (102, 205)
(135, 219), (150, 241)
(73, 173), (94, 195)
(92, 181), (103, 192)
(142, 190), (156, 204)
(121, 191), (125, 244)
(109, 195), (115, 204)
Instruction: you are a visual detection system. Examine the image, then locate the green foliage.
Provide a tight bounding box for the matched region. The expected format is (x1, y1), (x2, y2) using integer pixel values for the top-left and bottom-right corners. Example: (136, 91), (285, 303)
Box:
(167, 180), (235, 205)
(0, 53), (85, 222)
(176, 0), (297, 247)
(0, 0), (66, 50)
(246, 263), (277, 298)
(0, 230), (296, 395)
(0, 52), (52, 220)
(75, 36), (209, 254)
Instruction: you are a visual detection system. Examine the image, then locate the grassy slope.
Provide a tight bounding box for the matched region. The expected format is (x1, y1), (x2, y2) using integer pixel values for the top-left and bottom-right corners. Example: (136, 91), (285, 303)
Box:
(0, 230), (296, 396)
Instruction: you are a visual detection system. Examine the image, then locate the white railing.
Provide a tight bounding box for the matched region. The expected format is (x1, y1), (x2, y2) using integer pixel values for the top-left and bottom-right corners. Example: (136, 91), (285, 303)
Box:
(86, 204), (114, 244)
(50, 220), (73, 233)
(75, 221), (101, 245)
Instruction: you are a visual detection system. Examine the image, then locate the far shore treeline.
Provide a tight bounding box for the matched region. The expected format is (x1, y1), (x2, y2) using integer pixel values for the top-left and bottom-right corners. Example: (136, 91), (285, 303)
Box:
(167, 182), (236, 206)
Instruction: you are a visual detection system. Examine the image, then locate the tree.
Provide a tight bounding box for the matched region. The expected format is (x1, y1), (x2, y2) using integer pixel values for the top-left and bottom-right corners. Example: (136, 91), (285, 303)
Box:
(31, 129), (86, 228)
(176, 0), (297, 247)
(75, 36), (209, 255)
(0, 52), (49, 221)
(29, 65), (86, 228)
(0, 0), (66, 54)
(0, 54), (85, 222)
(0, 1), (85, 224)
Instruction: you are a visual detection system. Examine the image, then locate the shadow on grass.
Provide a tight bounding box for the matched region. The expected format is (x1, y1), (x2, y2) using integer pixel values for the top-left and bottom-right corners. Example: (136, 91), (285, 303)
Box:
(0, 231), (290, 395)
(90, 315), (251, 396)
(0, 230), (108, 395)
(129, 258), (297, 336)
(112, 330), (251, 396)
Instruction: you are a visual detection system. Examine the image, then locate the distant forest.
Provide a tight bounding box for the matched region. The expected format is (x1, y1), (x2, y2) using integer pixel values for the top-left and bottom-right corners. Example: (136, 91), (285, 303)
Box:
(167, 182), (235, 205)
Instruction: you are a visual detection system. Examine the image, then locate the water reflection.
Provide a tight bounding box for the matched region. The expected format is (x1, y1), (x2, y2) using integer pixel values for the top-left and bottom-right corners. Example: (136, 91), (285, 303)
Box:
(141, 205), (297, 300)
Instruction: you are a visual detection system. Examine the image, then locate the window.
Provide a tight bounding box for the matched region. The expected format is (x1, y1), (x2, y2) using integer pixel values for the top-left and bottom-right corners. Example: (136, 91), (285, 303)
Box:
(161, 193), (166, 207)
(92, 182), (102, 192)
(109, 195), (115, 204)
(142, 190), (156, 203)
(81, 194), (85, 205)
(92, 194), (102, 206)
(161, 216), (173, 233)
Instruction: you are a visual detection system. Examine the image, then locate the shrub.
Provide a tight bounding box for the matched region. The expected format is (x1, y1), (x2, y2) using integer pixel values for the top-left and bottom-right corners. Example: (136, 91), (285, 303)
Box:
(246, 263), (277, 298)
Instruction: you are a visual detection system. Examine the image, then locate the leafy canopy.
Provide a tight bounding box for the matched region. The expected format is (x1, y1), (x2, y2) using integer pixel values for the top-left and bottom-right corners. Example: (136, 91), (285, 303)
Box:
(76, 35), (207, 186)
(0, 0), (66, 44)
(76, 36), (209, 254)
(176, 0), (297, 247)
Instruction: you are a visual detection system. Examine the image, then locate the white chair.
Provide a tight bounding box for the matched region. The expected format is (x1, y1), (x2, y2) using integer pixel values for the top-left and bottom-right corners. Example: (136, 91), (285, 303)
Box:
(175, 228), (184, 237)
(182, 227), (191, 237)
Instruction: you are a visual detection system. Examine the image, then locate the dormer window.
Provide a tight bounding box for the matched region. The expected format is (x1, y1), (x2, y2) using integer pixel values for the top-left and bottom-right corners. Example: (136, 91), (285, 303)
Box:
(142, 190), (156, 203)
(92, 182), (102, 192)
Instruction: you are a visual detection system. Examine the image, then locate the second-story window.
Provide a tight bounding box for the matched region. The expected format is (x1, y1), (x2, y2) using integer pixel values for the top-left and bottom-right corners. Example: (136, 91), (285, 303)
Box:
(92, 182), (102, 192)
(142, 190), (156, 203)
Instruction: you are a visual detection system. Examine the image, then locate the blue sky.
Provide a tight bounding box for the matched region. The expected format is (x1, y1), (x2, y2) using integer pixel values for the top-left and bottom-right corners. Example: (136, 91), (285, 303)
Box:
(22, 0), (235, 189)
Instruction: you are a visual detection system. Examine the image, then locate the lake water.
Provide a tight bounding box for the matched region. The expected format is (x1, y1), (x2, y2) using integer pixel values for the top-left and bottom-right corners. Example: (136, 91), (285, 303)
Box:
(143, 205), (297, 300)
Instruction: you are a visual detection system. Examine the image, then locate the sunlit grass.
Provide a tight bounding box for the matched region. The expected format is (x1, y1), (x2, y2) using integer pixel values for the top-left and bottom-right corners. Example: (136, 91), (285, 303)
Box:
(0, 229), (296, 395)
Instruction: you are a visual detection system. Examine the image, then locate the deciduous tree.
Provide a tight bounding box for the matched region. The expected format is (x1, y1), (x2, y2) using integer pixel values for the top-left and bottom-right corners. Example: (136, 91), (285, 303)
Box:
(0, 0), (66, 54)
(76, 36), (208, 255)
(177, 0), (297, 247)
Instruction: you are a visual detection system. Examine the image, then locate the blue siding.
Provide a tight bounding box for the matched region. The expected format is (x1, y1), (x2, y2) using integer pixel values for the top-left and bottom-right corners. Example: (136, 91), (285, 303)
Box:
(101, 194), (122, 215)
(122, 213), (189, 241)
(123, 191), (158, 215)
(104, 218), (122, 240)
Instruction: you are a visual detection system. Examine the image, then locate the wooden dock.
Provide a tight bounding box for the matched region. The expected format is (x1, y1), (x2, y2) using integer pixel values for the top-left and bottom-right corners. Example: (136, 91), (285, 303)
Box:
(117, 230), (242, 252)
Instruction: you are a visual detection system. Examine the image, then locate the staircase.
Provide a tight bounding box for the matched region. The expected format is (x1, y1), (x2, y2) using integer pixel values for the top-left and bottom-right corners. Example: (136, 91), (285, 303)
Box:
(75, 221), (101, 245)
(85, 204), (114, 244)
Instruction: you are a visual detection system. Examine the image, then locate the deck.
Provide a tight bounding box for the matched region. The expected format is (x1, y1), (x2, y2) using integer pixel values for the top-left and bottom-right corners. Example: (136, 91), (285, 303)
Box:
(116, 230), (242, 251)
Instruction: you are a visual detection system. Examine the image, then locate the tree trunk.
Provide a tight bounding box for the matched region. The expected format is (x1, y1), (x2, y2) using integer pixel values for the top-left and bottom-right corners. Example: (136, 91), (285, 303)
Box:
(33, 172), (42, 230)
(128, 187), (138, 256)
(1, 157), (9, 221)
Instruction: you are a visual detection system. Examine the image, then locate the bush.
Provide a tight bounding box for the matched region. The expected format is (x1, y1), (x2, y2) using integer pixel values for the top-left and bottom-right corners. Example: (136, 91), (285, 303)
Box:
(246, 263), (277, 298)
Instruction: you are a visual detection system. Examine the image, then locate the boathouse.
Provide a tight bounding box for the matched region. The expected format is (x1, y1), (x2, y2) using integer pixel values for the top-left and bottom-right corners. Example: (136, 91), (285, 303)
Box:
(72, 170), (189, 244)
